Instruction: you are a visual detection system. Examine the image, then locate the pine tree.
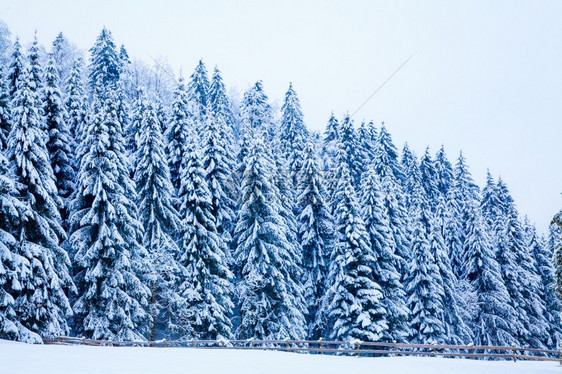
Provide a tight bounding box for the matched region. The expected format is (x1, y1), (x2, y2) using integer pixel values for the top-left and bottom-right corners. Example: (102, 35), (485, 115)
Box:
(271, 140), (303, 284)
(360, 165), (409, 342)
(419, 148), (440, 211)
(65, 58), (88, 143)
(450, 152), (479, 278)
(433, 198), (473, 344)
(279, 83), (309, 187)
(27, 34), (43, 99)
(321, 149), (386, 342)
(356, 121), (376, 167)
(166, 77), (196, 192)
(240, 81), (273, 137)
(126, 87), (147, 160)
(373, 124), (404, 183)
(463, 203), (516, 347)
(546, 216), (562, 348)
(0, 152), (42, 343)
(295, 143), (334, 339)
(201, 107), (236, 244)
(553, 210), (562, 300)
(494, 180), (547, 347)
(89, 27), (121, 97)
(321, 112), (339, 171)
(8, 38), (25, 98)
(70, 91), (150, 340)
(233, 134), (306, 340)
(525, 219), (559, 348)
(209, 66), (235, 135)
(338, 114), (363, 186)
(134, 100), (182, 340)
(454, 152), (480, 206)
(434, 145), (454, 198)
(175, 133), (233, 340)
(51, 32), (75, 88)
(373, 126), (409, 277)
(400, 143), (421, 209)
(404, 199), (445, 344)
(0, 66), (10, 149)
(187, 60), (210, 123)
(480, 171), (502, 230)
(43, 55), (75, 221)
(8, 64), (74, 338)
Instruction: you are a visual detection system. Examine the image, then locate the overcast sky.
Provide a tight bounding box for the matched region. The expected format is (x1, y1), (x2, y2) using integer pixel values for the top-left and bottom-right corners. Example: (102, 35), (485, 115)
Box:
(1, 0), (561, 232)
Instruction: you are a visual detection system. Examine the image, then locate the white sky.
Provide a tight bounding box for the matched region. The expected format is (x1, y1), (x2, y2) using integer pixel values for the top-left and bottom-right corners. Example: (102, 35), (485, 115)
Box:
(1, 0), (561, 232)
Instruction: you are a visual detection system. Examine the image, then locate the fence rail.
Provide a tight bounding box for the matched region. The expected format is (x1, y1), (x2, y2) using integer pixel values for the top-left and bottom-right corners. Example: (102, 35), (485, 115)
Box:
(42, 337), (562, 364)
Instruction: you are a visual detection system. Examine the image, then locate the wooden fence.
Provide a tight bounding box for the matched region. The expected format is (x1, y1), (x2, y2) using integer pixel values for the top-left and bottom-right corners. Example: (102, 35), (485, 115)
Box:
(42, 337), (562, 364)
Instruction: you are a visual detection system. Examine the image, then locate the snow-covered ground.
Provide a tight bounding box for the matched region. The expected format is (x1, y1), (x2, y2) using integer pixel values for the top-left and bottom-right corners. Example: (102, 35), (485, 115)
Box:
(0, 339), (558, 374)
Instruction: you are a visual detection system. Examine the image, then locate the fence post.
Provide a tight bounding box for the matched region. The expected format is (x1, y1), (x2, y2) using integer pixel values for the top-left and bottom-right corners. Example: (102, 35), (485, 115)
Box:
(432, 345), (436, 357)
(319, 338), (323, 355)
(355, 342), (361, 357)
(558, 346), (561, 366)
(285, 339), (290, 352)
(511, 344), (517, 363)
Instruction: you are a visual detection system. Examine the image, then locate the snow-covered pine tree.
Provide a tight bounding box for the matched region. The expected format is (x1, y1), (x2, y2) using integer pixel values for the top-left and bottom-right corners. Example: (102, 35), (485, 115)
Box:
(70, 90), (150, 340)
(175, 131), (233, 340)
(450, 152), (480, 278)
(8, 63), (74, 338)
(43, 55), (75, 225)
(373, 126), (409, 277)
(412, 147), (472, 344)
(279, 83), (309, 187)
(0, 66), (10, 149)
(209, 66), (235, 137)
(374, 124), (404, 183)
(89, 27), (121, 98)
(400, 143), (421, 209)
(27, 33), (43, 99)
(240, 81), (273, 137)
(321, 148), (386, 342)
(201, 106), (236, 246)
(270, 138), (303, 282)
(166, 77), (196, 193)
(404, 190), (445, 344)
(65, 57), (88, 143)
(359, 165), (409, 342)
(295, 142), (334, 339)
(354, 122), (370, 179)
(553, 210), (562, 300)
(126, 87), (147, 161)
(463, 202), (516, 347)
(494, 179), (547, 347)
(321, 112), (339, 171)
(322, 113), (341, 198)
(134, 99), (182, 340)
(480, 171), (502, 231)
(187, 59), (210, 124)
(419, 148), (440, 211)
(233, 133), (306, 340)
(432, 197), (473, 345)
(434, 145), (454, 198)
(338, 114), (363, 187)
(51, 32), (76, 89)
(8, 38), (25, 98)
(0, 152), (43, 343)
(525, 219), (560, 349)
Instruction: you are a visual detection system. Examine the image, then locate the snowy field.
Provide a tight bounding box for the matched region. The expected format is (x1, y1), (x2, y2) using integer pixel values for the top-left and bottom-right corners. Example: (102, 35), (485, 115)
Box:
(0, 339), (558, 374)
